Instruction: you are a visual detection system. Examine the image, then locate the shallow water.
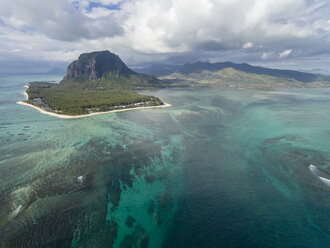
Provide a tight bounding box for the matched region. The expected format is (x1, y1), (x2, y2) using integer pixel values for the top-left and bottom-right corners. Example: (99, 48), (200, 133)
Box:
(0, 74), (329, 247)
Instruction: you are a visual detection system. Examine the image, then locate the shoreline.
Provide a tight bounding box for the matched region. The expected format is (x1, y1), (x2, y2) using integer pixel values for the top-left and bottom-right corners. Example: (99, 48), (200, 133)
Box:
(17, 101), (171, 119)
(17, 86), (171, 119)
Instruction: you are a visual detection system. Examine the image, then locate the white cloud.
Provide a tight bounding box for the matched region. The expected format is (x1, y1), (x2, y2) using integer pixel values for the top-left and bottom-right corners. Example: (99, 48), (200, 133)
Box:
(279, 49), (293, 58)
(243, 42), (254, 49)
(93, 0), (124, 5)
(0, 0), (329, 72)
(262, 53), (270, 60)
(10, 49), (23, 53)
(0, 0), (123, 41)
(1, 16), (26, 29)
(84, 7), (115, 18)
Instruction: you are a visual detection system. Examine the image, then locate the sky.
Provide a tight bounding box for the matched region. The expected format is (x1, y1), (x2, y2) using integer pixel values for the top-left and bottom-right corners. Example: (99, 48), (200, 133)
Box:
(0, 0), (330, 73)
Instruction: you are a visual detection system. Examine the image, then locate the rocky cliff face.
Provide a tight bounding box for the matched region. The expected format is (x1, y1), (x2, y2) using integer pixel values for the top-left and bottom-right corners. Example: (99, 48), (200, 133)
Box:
(63, 50), (136, 81)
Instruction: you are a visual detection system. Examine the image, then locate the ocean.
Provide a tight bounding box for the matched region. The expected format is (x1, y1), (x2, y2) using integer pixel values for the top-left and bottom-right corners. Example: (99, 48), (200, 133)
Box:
(0, 74), (329, 247)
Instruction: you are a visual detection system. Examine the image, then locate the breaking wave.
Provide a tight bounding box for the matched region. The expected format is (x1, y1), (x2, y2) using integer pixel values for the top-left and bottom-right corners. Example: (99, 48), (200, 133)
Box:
(11, 205), (22, 217)
(309, 164), (330, 188)
(319, 177), (330, 187)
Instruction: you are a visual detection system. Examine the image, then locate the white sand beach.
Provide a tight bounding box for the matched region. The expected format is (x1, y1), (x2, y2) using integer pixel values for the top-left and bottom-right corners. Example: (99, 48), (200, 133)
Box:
(17, 101), (171, 119)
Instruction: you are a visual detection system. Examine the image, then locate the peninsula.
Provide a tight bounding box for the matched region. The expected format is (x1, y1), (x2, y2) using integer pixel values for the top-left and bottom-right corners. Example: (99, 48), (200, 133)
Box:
(18, 51), (169, 118)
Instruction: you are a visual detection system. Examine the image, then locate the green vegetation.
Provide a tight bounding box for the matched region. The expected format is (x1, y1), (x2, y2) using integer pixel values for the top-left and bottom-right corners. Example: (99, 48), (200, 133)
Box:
(26, 80), (164, 115)
(62, 73), (165, 90)
(161, 67), (330, 90)
(178, 61), (328, 83)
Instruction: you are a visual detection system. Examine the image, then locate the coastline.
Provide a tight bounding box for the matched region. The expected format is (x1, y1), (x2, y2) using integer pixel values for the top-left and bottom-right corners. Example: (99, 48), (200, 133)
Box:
(17, 85), (171, 119)
(16, 101), (171, 119)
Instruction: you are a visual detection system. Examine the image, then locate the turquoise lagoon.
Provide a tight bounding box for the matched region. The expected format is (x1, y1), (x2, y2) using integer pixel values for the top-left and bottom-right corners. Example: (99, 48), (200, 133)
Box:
(0, 74), (329, 247)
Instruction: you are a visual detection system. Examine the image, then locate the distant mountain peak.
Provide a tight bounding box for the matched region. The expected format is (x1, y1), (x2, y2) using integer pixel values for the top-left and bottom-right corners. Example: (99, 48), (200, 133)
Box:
(63, 50), (136, 81)
(179, 61), (318, 83)
(47, 67), (66, 75)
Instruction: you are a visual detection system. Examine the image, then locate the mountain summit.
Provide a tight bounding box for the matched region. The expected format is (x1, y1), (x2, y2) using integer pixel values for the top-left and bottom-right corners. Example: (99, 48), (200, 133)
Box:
(63, 50), (136, 81)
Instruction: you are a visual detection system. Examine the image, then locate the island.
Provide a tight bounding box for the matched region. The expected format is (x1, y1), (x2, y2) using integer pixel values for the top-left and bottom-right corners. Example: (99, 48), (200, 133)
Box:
(17, 51), (170, 118)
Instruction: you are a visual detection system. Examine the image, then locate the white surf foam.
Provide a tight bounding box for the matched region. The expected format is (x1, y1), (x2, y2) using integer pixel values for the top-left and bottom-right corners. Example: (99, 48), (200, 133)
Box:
(77, 176), (84, 182)
(319, 177), (330, 187)
(309, 164), (330, 188)
(12, 205), (22, 217)
(309, 164), (319, 176)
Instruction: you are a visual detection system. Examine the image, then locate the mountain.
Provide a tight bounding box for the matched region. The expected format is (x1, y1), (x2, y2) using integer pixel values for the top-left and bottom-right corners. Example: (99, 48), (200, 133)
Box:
(60, 50), (163, 89)
(159, 61), (330, 89)
(134, 64), (181, 77)
(179, 61), (322, 83)
(47, 67), (66, 75)
(63, 51), (136, 81)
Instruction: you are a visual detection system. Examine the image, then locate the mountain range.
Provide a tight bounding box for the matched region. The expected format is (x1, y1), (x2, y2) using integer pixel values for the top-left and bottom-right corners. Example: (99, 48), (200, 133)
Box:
(158, 61), (330, 89)
(141, 61), (330, 83)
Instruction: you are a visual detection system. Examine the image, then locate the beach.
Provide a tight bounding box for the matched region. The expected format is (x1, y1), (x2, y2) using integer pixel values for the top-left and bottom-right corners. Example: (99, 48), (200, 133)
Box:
(17, 101), (171, 119)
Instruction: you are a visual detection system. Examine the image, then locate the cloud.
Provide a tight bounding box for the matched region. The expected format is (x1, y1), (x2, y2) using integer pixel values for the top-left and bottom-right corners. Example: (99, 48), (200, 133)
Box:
(10, 49), (23, 53)
(93, 0), (124, 5)
(279, 49), (293, 58)
(0, 0), (330, 73)
(262, 53), (270, 60)
(84, 7), (115, 18)
(243, 42), (254, 49)
(0, 0), (123, 41)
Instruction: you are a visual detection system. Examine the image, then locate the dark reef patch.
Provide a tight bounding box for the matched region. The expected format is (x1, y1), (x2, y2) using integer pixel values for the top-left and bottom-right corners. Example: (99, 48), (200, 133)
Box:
(0, 136), (162, 248)
(119, 225), (148, 248)
(125, 215), (136, 228)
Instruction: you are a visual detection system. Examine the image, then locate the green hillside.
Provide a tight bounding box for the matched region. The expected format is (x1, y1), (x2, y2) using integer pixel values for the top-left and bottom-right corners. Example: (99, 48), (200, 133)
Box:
(178, 61), (330, 83)
(161, 66), (330, 90)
